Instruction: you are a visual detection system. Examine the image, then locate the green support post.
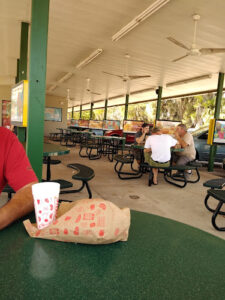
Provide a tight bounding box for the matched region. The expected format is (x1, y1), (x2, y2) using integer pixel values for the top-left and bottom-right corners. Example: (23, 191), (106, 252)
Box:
(90, 103), (94, 120)
(80, 105), (82, 119)
(26, 0), (50, 181)
(16, 59), (20, 84)
(155, 86), (163, 121)
(208, 72), (224, 172)
(72, 106), (74, 119)
(17, 22), (29, 143)
(104, 99), (108, 120)
(124, 94), (129, 120)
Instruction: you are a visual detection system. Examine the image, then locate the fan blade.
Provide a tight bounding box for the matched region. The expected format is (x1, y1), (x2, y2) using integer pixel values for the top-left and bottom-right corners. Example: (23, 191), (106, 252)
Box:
(91, 91), (101, 96)
(167, 37), (190, 50)
(200, 48), (225, 55)
(102, 71), (124, 79)
(172, 54), (189, 62)
(129, 75), (151, 80)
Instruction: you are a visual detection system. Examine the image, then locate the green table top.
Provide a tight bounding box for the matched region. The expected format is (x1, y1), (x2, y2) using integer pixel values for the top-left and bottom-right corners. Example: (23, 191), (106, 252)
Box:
(132, 144), (184, 152)
(0, 211), (225, 299)
(91, 135), (125, 141)
(43, 143), (70, 157)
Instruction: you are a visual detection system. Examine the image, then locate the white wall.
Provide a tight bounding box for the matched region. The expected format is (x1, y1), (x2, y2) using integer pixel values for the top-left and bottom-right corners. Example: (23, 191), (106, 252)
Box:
(44, 95), (67, 137)
(0, 85), (12, 125)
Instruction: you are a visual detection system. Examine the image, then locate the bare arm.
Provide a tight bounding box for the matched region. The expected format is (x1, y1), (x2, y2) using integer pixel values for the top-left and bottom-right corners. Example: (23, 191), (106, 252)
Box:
(174, 133), (188, 148)
(136, 133), (146, 144)
(144, 148), (151, 153)
(0, 181), (37, 230)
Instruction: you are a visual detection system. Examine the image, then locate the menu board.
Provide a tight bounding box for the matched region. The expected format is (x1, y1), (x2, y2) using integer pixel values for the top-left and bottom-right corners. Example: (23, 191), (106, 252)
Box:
(45, 107), (62, 122)
(123, 120), (144, 133)
(156, 120), (180, 135)
(2, 100), (11, 128)
(70, 119), (79, 127)
(213, 119), (225, 144)
(11, 80), (28, 127)
(89, 120), (103, 129)
(78, 119), (89, 128)
(103, 120), (121, 130)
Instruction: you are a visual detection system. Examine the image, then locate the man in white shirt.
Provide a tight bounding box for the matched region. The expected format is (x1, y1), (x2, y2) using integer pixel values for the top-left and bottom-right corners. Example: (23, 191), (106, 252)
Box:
(144, 127), (178, 185)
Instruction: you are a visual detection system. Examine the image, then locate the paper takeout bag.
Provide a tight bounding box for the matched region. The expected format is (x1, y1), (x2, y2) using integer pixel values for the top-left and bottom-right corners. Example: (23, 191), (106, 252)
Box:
(23, 199), (130, 244)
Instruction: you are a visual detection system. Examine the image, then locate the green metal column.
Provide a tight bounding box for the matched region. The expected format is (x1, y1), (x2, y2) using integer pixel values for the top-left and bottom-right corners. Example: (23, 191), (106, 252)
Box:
(104, 99), (108, 120)
(124, 94), (129, 120)
(72, 106), (74, 119)
(80, 105), (82, 119)
(208, 72), (224, 172)
(17, 22), (29, 143)
(26, 0), (50, 181)
(156, 86), (163, 120)
(90, 103), (94, 120)
(15, 59), (20, 84)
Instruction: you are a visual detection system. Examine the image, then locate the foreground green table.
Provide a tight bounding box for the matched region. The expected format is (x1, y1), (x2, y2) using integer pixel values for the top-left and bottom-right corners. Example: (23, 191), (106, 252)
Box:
(43, 143), (70, 157)
(0, 211), (225, 299)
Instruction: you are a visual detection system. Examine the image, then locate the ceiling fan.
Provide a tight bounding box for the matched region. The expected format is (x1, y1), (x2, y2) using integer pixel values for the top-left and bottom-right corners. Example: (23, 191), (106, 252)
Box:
(66, 88), (74, 101)
(167, 14), (225, 62)
(103, 54), (151, 82)
(85, 78), (101, 95)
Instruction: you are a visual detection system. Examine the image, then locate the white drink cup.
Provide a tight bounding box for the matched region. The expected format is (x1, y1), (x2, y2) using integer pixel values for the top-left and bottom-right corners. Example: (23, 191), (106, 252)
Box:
(32, 182), (60, 230)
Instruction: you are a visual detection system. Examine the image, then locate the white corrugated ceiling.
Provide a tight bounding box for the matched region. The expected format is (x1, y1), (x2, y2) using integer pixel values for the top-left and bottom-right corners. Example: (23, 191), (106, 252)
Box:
(1, 0), (225, 106)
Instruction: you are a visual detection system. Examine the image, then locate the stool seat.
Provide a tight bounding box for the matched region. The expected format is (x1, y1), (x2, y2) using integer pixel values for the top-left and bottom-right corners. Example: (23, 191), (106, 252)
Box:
(207, 189), (225, 203)
(114, 154), (133, 164)
(203, 178), (225, 189)
(68, 163), (95, 181)
(51, 179), (73, 189)
(43, 158), (61, 165)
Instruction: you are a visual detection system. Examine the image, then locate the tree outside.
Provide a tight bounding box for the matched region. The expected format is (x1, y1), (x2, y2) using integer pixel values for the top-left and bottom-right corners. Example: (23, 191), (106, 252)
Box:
(69, 92), (225, 129)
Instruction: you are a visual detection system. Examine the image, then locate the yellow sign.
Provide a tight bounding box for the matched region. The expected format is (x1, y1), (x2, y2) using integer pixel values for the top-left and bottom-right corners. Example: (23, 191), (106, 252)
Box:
(207, 119), (215, 145)
(11, 80), (28, 127)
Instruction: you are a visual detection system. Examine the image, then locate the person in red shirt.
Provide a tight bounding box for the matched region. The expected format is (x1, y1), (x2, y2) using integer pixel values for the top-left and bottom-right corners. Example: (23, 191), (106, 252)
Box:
(0, 127), (38, 230)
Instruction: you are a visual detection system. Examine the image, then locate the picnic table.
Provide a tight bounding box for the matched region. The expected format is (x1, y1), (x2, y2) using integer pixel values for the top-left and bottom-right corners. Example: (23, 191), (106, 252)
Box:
(0, 210), (225, 299)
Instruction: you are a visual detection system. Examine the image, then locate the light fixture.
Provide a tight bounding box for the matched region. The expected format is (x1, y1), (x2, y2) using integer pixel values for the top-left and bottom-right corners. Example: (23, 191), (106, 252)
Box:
(76, 49), (103, 69)
(47, 49), (103, 92)
(57, 72), (73, 84)
(112, 0), (170, 42)
(47, 84), (57, 92)
(166, 74), (212, 87)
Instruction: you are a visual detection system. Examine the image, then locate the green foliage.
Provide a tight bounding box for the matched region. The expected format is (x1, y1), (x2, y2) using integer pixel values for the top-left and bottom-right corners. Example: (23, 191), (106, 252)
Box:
(92, 108), (104, 120)
(69, 92), (225, 128)
(82, 110), (90, 120)
(107, 106), (125, 121)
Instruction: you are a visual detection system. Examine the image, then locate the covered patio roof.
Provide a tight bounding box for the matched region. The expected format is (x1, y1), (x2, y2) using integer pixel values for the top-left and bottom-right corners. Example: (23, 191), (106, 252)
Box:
(1, 0), (225, 106)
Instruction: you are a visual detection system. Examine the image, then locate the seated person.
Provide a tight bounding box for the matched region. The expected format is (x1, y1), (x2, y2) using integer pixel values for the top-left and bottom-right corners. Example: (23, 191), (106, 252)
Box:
(0, 127), (38, 230)
(134, 123), (150, 165)
(144, 127), (178, 185)
(173, 124), (196, 177)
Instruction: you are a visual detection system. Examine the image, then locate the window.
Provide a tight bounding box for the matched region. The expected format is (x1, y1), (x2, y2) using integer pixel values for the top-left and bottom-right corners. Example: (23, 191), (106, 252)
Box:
(93, 108), (104, 120)
(67, 108), (72, 120)
(128, 102), (156, 123)
(82, 110), (90, 120)
(107, 105), (125, 121)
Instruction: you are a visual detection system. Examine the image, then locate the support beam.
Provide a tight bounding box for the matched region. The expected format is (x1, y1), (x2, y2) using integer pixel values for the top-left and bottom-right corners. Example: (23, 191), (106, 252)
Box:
(72, 106), (74, 119)
(80, 105), (82, 119)
(26, 0), (50, 181)
(104, 99), (108, 120)
(155, 86), (163, 121)
(17, 22), (29, 143)
(90, 103), (94, 120)
(124, 94), (129, 120)
(16, 59), (20, 84)
(208, 72), (224, 172)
